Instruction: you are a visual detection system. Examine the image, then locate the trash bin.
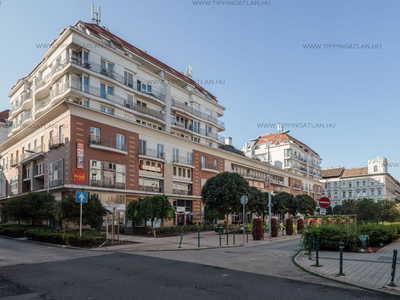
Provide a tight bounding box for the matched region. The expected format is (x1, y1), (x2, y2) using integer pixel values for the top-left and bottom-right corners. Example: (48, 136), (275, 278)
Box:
(359, 235), (369, 249)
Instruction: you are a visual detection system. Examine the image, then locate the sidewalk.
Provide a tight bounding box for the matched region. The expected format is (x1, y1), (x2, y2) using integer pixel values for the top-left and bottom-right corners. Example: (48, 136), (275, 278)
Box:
(296, 239), (400, 295)
(95, 230), (300, 252)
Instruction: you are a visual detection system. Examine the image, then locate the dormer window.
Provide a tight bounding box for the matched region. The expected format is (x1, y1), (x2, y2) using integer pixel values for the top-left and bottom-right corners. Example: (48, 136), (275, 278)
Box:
(374, 165), (378, 172)
(275, 141), (280, 145)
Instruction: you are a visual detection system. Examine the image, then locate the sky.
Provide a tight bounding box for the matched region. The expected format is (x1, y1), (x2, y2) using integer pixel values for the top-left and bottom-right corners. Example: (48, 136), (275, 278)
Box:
(0, 0), (399, 178)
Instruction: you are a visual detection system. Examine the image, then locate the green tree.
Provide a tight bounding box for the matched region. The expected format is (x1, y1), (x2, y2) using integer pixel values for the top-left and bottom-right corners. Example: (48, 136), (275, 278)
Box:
(326, 206), (333, 214)
(201, 172), (251, 229)
(126, 195), (175, 235)
(1, 196), (28, 224)
(294, 194), (316, 216)
(356, 198), (378, 224)
(247, 186), (267, 216)
(333, 204), (343, 214)
(272, 192), (294, 216)
(341, 199), (358, 214)
(204, 205), (225, 223)
(59, 194), (107, 228)
(377, 200), (400, 223)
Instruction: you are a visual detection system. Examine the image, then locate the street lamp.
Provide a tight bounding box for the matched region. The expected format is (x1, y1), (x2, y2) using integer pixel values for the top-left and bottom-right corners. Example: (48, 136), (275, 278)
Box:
(25, 149), (49, 194)
(266, 130), (290, 239)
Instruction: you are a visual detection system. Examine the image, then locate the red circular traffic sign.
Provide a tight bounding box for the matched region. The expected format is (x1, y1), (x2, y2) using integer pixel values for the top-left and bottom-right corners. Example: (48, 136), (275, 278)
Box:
(319, 197), (330, 208)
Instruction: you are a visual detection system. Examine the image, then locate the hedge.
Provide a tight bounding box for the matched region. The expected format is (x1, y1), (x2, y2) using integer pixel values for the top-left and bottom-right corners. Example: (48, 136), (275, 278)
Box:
(285, 219), (293, 236)
(271, 218), (278, 237)
(252, 218), (263, 240)
(155, 224), (215, 235)
(24, 229), (105, 247)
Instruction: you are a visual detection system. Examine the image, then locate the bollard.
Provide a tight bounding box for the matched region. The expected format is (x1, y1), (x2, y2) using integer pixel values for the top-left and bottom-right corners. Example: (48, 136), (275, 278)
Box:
(178, 230), (184, 248)
(338, 241), (345, 276)
(219, 229), (222, 246)
(233, 230), (236, 245)
(312, 240), (321, 267)
(197, 230), (200, 248)
(246, 231), (249, 243)
(388, 250), (398, 287)
(226, 228), (229, 246)
(308, 235), (313, 260)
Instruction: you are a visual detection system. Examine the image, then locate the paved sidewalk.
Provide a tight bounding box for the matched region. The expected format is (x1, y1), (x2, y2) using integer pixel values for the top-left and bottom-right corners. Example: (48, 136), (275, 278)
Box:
(296, 239), (400, 295)
(96, 230), (300, 252)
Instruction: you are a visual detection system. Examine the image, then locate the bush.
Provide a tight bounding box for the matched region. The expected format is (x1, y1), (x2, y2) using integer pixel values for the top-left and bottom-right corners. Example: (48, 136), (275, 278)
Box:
(285, 219), (294, 235)
(297, 219), (304, 232)
(252, 218), (263, 240)
(155, 224), (215, 236)
(358, 224), (397, 246)
(271, 218), (278, 237)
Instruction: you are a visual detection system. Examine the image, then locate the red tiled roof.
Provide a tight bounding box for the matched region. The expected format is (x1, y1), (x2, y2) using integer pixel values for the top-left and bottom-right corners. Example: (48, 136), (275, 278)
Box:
(342, 167), (368, 177)
(82, 22), (217, 101)
(321, 167), (345, 178)
(256, 132), (319, 156)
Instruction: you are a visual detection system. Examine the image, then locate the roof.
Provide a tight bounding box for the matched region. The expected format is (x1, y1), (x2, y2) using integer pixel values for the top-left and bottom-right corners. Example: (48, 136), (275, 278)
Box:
(256, 132), (320, 156)
(342, 167), (368, 178)
(81, 22), (217, 101)
(321, 167), (345, 178)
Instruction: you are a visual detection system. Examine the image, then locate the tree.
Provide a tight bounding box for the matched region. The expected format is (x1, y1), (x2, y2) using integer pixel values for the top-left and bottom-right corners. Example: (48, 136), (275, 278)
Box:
(126, 195), (175, 236)
(341, 199), (357, 214)
(356, 198), (378, 224)
(1, 195), (28, 224)
(204, 205), (225, 223)
(326, 206), (333, 214)
(201, 172), (251, 230)
(377, 200), (400, 223)
(59, 194), (107, 228)
(271, 192), (294, 216)
(247, 186), (267, 216)
(294, 194), (316, 216)
(333, 205), (343, 214)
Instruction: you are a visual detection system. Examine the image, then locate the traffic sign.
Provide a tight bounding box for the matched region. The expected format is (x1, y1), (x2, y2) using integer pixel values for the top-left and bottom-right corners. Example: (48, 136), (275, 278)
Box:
(240, 195), (248, 205)
(319, 197), (330, 208)
(76, 191), (88, 203)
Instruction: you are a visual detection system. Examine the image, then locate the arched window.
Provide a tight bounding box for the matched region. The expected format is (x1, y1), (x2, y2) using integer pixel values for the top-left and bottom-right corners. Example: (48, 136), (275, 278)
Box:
(374, 165), (378, 172)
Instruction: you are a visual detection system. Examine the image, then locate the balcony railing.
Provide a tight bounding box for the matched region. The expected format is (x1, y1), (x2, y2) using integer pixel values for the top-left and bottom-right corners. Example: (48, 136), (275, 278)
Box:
(236, 171), (265, 180)
(70, 58), (164, 102)
(285, 153), (307, 163)
(173, 189), (191, 195)
(90, 179), (125, 189)
(172, 155), (193, 166)
(270, 178), (285, 185)
(49, 135), (63, 149)
(8, 111), (32, 133)
(172, 99), (223, 128)
(201, 163), (218, 171)
(139, 185), (163, 193)
(89, 135), (126, 151)
(138, 147), (165, 160)
(11, 91), (32, 113)
(20, 145), (45, 162)
(172, 122), (224, 142)
(133, 105), (165, 120)
(36, 58), (69, 89)
(293, 183), (300, 189)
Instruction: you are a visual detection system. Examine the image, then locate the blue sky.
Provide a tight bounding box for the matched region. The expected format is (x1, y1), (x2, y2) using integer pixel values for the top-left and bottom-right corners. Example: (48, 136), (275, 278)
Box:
(0, 0), (399, 178)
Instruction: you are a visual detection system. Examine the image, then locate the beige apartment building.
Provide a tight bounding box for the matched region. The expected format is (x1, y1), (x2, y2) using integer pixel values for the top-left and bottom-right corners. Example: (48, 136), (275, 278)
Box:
(0, 20), (322, 230)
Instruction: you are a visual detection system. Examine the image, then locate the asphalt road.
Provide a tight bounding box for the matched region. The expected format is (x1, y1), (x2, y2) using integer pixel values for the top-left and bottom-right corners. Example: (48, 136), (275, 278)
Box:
(0, 237), (398, 300)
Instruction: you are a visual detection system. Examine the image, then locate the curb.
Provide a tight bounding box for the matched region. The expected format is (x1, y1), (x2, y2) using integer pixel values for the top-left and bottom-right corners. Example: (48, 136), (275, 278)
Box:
(293, 250), (400, 298)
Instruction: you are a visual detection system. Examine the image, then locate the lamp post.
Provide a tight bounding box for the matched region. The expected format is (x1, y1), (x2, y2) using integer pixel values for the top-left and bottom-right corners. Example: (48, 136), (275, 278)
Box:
(266, 130), (290, 239)
(25, 149), (49, 194)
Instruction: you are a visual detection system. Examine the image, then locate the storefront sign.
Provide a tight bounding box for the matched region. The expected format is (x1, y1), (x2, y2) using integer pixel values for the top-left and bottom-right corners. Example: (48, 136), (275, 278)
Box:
(77, 142), (84, 169)
(73, 170), (86, 183)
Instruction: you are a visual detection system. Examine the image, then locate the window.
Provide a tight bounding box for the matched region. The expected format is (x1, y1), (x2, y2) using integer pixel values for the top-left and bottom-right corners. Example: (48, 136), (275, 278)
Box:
(342, 191), (346, 198)
(363, 181), (366, 186)
(193, 121), (200, 133)
(59, 126), (64, 144)
(90, 160), (126, 189)
(100, 83), (114, 99)
(173, 167), (176, 176)
(139, 140), (146, 155)
(116, 134), (125, 150)
(83, 76), (89, 93)
(16, 151), (19, 164)
(374, 165), (378, 172)
(37, 162), (44, 175)
(357, 191), (360, 197)
(90, 127), (101, 142)
(213, 159), (218, 169)
(378, 189), (382, 196)
(100, 59), (114, 75)
(371, 189), (375, 195)
(205, 126), (212, 137)
(139, 177), (163, 192)
(157, 144), (164, 159)
(10, 176), (18, 195)
(187, 152), (192, 165)
(49, 159), (63, 187)
(83, 99), (89, 107)
(349, 191), (352, 198)
(124, 71), (134, 88)
(201, 156), (206, 168)
(349, 182), (352, 188)
(334, 182), (337, 188)
(363, 190), (366, 197)
(193, 137), (200, 143)
(101, 106), (114, 115)
(356, 181), (359, 187)
(206, 141), (212, 147)
(173, 148), (179, 161)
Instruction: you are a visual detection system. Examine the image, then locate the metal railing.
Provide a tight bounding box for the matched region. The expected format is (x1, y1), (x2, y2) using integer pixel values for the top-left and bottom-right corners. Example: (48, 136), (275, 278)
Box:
(134, 105), (164, 120)
(20, 145), (45, 161)
(90, 179), (125, 189)
(201, 162), (218, 170)
(172, 155), (193, 166)
(89, 134), (126, 151)
(173, 189), (191, 195)
(36, 58), (69, 89)
(139, 185), (163, 193)
(138, 147), (165, 159)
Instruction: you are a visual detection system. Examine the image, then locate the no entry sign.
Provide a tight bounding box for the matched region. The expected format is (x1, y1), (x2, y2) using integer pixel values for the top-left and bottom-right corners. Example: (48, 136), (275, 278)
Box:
(319, 197), (330, 208)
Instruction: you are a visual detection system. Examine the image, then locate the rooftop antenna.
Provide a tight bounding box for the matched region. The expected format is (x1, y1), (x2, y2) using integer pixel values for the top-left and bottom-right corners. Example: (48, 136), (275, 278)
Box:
(185, 64), (193, 78)
(91, 4), (101, 25)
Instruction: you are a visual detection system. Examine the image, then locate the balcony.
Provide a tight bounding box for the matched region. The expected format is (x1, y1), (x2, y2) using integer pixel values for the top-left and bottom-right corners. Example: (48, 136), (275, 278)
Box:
(270, 178), (285, 186)
(20, 145), (45, 164)
(90, 179), (125, 189)
(49, 178), (63, 187)
(10, 91), (33, 118)
(49, 135), (64, 149)
(172, 122), (224, 143)
(36, 58), (69, 90)
(138, 147), (165, 160)
(285, 163), (307, 173)
(172, 155), (193, 166)
(139, 185), (163, 193)
(35, 96), (51, 115)
(285, 153), (307, 164)
(70, 58), (165, 103)
(89, 135), (127, 154)
(8, 111), (32, 134)
(172, 99), (224, 129)
(133, 105), (165, 121)
(173, 189), (191, 195)
(201, 162), (219, 173)
(236, 171), (265, 180)
(293, 183), (300, 190)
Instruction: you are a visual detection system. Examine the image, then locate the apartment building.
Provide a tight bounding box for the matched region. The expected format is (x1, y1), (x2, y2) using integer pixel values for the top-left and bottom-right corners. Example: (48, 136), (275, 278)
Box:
(0, 20), (322, 230)
(321, 157), (400, 207)
(242, 132), (323, 200)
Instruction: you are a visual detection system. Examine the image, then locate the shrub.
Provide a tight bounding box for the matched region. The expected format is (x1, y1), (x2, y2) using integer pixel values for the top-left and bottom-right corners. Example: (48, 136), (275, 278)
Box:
(297, 219), (304, 232)
(358, 224), (397, 246)
(336, 218), (342, 224)
(271, 218), (278, 237)
(155, 224), (215, 236)
(308, 218), (315, 227)
(252, 218), (263, 240)
(326, 218), (332, 225)
(285, 219), (294, 235)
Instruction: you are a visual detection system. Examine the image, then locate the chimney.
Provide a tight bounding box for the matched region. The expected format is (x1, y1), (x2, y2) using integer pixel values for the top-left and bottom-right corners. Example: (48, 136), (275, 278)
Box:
(225, 137), (232, 146)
